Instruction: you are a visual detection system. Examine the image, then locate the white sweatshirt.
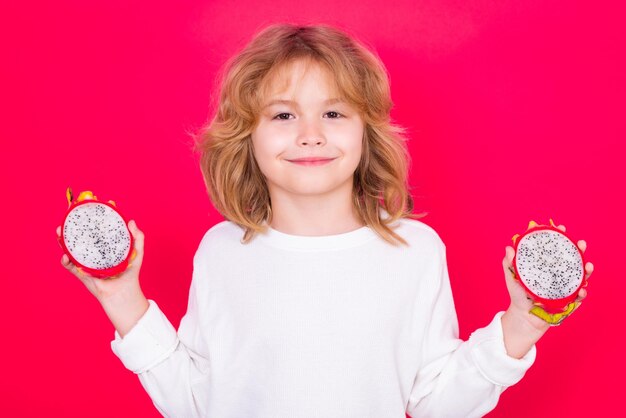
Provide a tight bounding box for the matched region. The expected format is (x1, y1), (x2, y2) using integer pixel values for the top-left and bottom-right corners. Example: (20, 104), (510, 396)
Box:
(111, 219), (536, 418)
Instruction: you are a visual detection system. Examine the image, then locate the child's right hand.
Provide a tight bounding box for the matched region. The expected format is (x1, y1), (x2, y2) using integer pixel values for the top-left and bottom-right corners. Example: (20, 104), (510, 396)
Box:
(56, 220), (145, 305)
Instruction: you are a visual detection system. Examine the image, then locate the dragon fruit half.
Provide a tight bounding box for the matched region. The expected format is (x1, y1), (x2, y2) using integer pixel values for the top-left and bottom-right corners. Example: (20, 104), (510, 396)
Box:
(511, 219), (587, 325)
(58, 187), (135, 279)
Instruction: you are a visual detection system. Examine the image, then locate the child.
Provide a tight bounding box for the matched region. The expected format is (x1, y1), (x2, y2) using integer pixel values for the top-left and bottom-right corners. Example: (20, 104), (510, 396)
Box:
(58, 23), (592, 417)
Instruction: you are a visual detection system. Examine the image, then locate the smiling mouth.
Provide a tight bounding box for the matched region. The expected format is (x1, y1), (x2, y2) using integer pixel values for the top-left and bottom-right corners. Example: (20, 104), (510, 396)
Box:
(286, 157), (337, 166)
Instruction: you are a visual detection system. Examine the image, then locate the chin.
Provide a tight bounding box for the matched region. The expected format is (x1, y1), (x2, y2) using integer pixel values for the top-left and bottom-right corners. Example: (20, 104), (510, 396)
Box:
(284, 179), (352, 196)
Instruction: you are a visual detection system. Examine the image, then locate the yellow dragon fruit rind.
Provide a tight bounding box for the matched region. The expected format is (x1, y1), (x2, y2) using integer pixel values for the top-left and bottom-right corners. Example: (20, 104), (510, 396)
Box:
(66, 187), (73, 207)
(66, 187), (97, 207)
(530, 301), (582, 326)
(511, 219), (555, 244)
(77, 191), (96, 202)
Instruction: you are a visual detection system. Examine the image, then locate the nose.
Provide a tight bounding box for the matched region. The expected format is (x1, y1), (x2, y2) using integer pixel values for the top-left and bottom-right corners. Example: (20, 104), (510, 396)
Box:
(297, 118), (326, 147)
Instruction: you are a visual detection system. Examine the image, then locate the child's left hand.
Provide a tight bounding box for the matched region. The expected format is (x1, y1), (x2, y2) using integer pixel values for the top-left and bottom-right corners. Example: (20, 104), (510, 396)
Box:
(502, 223), (594, 331)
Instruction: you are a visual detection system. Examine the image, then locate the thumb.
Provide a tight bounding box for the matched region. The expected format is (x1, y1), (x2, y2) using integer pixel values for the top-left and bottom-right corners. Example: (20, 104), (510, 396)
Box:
(505, 246), (515, 264)
(502, 246), (515, 270)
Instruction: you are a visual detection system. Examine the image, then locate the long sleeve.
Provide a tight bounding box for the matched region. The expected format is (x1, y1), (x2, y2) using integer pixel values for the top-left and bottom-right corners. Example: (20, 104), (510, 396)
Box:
(110, 252), (210, 417)
(406, 243), (536, 418)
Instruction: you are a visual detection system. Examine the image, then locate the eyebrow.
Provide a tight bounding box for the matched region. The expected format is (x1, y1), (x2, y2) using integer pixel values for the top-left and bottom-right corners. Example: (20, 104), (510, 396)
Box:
(262, 98), (345, 109)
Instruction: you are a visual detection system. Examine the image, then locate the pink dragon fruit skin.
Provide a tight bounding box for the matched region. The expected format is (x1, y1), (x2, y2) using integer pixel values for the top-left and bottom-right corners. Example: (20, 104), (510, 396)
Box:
(58, 187), (136, 279)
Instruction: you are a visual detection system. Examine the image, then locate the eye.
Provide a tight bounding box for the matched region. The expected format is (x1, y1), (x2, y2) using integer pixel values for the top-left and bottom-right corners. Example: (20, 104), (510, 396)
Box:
(324, 111), (343, 119)
(272, 112), (293, 120)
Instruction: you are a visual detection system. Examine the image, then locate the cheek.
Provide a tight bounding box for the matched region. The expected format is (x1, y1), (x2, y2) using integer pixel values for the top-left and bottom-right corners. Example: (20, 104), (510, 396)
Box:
(259, 147), (285, 171)
(350, 146), (363, 174)
(345, 125), (364, 165)
(252, 124), (288, 152)
(251, 131), (282, 176)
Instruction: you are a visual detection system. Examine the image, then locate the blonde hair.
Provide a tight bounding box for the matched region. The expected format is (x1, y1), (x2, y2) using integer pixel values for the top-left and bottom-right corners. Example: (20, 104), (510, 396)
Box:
(192, 23), (426, 245)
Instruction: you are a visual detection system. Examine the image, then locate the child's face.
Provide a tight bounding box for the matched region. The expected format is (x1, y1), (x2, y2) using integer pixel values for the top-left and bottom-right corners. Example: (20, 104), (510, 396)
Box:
(251, 59), (364, 203)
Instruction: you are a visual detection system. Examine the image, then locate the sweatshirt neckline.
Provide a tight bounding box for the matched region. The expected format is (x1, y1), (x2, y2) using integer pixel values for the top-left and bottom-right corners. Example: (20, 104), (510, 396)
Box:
(255, 223), (378, 251)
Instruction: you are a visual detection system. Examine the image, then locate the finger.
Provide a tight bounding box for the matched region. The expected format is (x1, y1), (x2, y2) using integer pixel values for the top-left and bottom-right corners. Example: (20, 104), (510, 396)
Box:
(503, 246), (515, 269)
(128, 220), (144, 265)
(506, 266), (519, 281)
(577, 240), (587, 253)
(56, 225), (61, 237)
(129, 220), (143, 251)
(506, 246), (515, 262)
(585, 262), (594, 279)
(60, 254), (86, 279)
(558, 224), (566, 232)
(576, 287), (588, 302)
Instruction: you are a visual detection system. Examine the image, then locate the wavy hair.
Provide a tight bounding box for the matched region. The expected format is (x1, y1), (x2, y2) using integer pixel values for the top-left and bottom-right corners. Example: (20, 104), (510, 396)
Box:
(192, 23), (426, 245)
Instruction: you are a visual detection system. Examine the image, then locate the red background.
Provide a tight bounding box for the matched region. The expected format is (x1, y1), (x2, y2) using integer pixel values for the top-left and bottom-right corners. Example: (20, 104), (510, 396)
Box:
(2, 1), (624, 416)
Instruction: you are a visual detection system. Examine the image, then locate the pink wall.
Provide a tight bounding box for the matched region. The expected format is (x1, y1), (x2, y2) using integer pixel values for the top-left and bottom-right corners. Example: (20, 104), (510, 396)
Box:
(1, 1), (623, 416)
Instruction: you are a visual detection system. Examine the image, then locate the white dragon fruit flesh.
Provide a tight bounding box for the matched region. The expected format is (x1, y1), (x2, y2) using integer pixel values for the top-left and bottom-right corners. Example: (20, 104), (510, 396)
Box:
(511, 220), (587, 325)
(58, 187), (135, 278)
